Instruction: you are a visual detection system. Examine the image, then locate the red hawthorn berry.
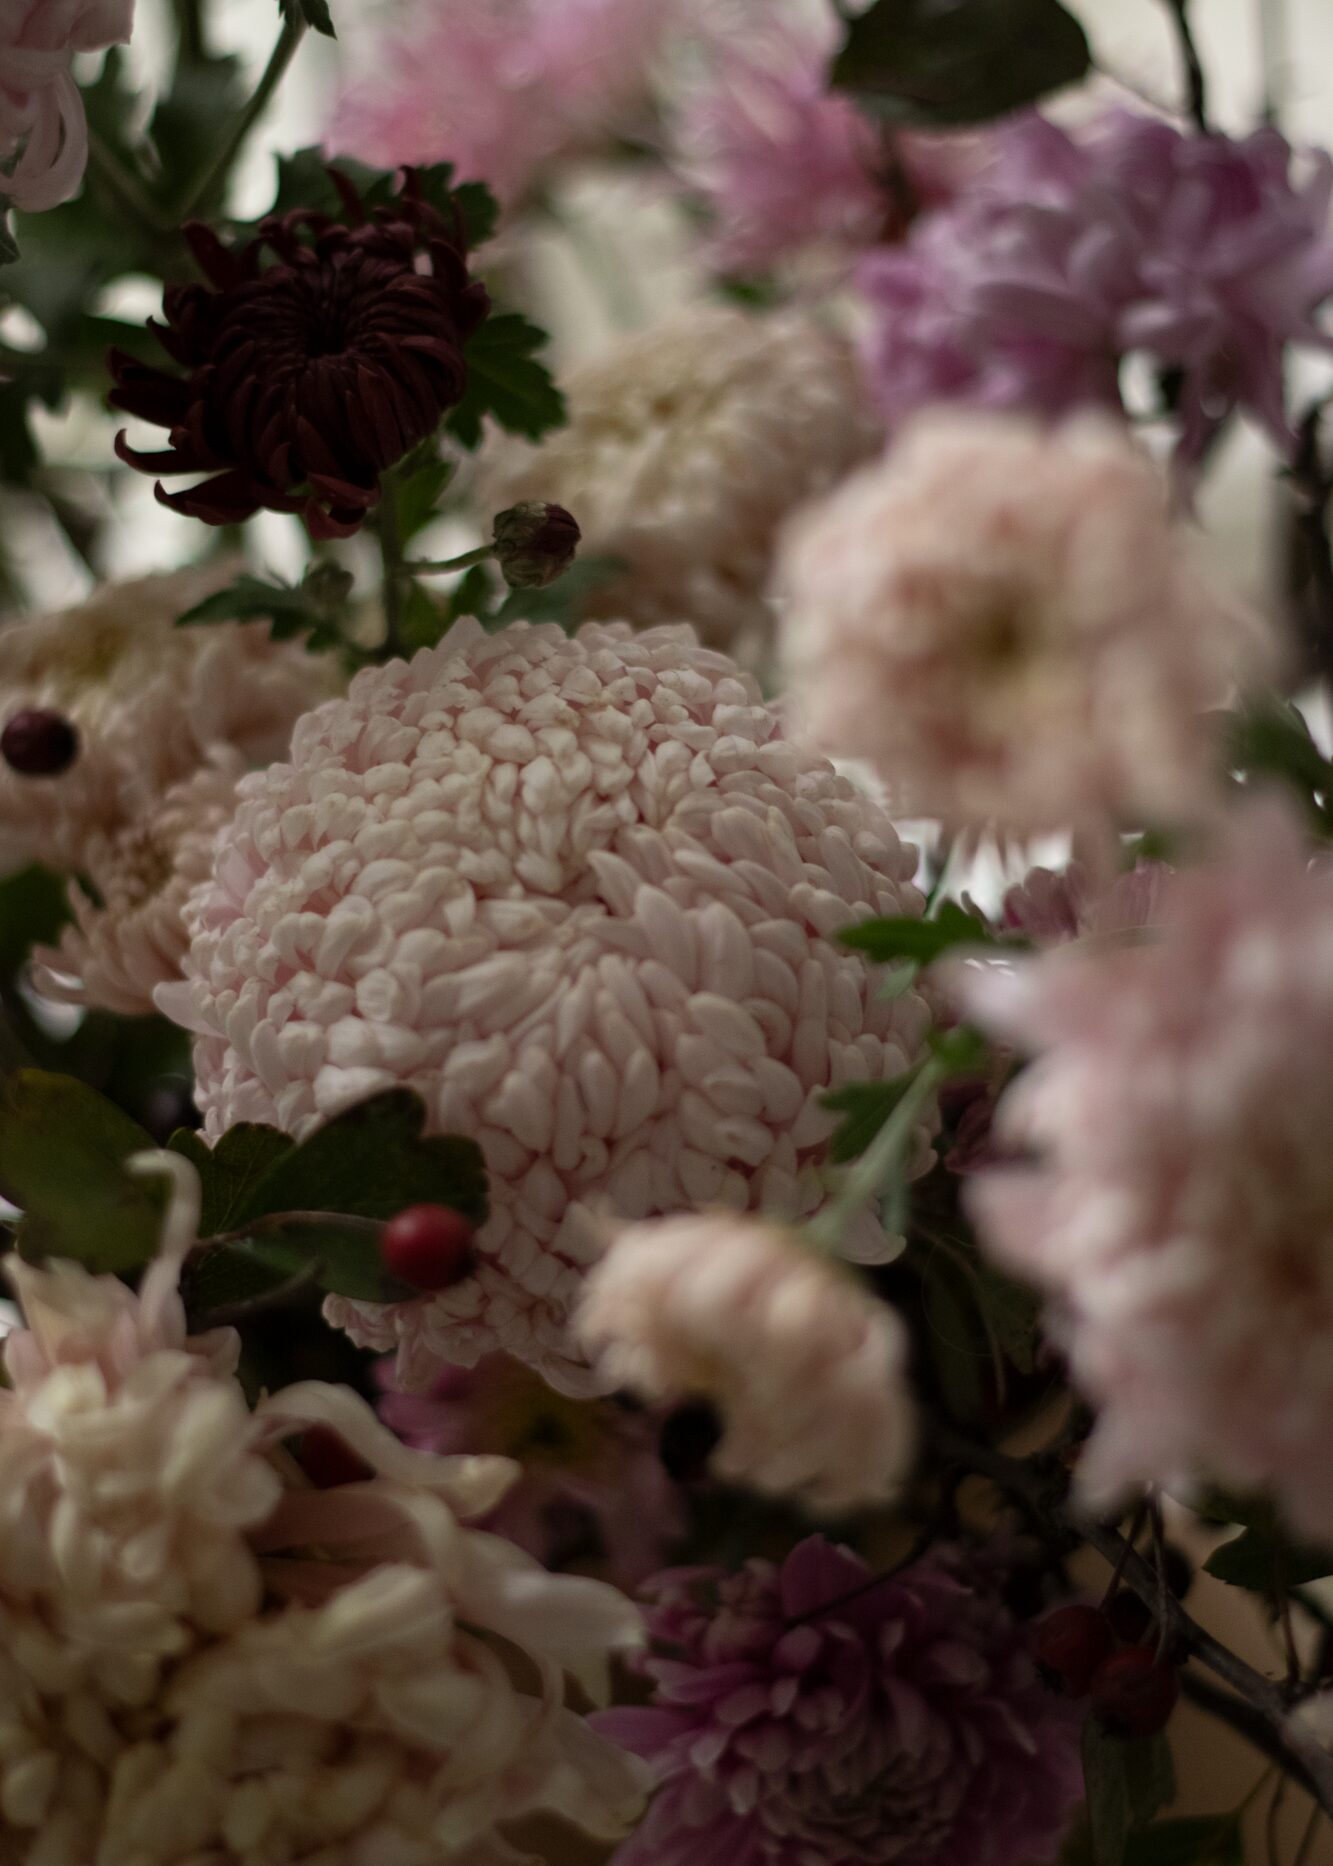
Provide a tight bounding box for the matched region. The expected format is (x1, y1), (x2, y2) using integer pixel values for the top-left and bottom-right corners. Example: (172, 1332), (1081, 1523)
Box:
(1030, 1604), (1116, 1696)
(1089, 1646), (1180, 1737)
(381, 1204), (476, 1291)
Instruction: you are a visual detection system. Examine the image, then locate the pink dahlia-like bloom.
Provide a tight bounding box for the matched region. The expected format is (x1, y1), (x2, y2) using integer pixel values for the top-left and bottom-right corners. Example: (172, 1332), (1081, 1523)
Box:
(954, 799), (1333, 1535)
(777, 410), (1270, 834)
(577, 1214), (915, 1514)
(0, 1155), (648, 1864)
(377, 1351), (686, 1586)
(0, 0), (132, 211)
(328, 0), (677, 209)
(596, 1535), (1083, 1866)
(161, 619), (931, 1393)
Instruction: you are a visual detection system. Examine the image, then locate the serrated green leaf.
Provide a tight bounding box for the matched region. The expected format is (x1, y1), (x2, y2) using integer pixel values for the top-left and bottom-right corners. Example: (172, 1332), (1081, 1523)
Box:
(489, 553), (627, 632)
(193, 1224), (412, 1306)
(820, 1079), (910, 1164)
(0, 866), (70, 975)
(921, 1252), (989, 1423)
(1203, 1509), (1333, 1590)
(176, 574), (302, 627)
(972, 1260), (1042, 1375)
(840, 901), (994, 964)
(398, 581), (449, 653)
(234, 1088), (488, 1228)
(396, 456), (454, 543)
(1123, 1818), (1242, 1866)
(448, 312), (565, 449)
(0, 1070), (163, 1272)
(832, 0), (1091, 128)
(149, 52), (245, 214)
(1082, 1720), (1130, 1866)
(447, 561), (497, 625)
(169, 1124), (292, 1237)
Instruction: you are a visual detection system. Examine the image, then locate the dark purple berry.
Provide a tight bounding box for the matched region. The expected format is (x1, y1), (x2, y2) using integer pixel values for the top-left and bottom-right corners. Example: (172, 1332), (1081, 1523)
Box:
(1, 709), (79, 776)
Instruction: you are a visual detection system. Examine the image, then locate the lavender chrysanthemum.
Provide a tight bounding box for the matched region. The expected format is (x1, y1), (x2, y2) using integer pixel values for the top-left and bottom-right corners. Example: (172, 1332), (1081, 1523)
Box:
(597, 1536), (1082, 1866)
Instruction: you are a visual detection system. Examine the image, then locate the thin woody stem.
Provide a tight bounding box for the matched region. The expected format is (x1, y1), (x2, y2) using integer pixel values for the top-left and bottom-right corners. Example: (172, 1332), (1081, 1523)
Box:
(177, 14), (306, 218)
(1162, 0), (1211, 132)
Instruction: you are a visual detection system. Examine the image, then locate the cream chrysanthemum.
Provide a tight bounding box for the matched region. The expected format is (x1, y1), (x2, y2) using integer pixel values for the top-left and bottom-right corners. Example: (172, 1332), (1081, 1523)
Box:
(30, 760), (241, 1016)
(0, 566), (338, 876)
(578, 1213), (916, 1514)
(477, 305), (881, 662)
(0, 1156), (647, 1866)
(162, 619), (931, 1392)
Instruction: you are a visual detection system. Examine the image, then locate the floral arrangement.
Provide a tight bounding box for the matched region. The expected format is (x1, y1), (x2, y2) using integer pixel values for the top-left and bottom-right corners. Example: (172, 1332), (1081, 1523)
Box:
(2, 1), (1333, 1863)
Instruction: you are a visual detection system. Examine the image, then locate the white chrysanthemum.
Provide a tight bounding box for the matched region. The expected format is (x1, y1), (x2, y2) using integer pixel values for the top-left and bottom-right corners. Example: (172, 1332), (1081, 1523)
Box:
(477, 305), (881, 661)
(30, 761), (241, 1016)
(0, 566), (338, 875)
(578, 1213), (916, 1514)
(0, 1157), (646, 1866)
(162, 619), (931, 1393)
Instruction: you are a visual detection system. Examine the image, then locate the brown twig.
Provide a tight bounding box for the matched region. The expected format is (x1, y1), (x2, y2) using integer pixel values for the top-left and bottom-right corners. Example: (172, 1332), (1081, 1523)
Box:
(1162, 0), (1210, 131)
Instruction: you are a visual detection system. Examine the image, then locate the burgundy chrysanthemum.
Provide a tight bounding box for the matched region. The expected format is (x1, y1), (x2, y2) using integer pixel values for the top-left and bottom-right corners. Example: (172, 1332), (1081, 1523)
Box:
(108, 174), (490, 539)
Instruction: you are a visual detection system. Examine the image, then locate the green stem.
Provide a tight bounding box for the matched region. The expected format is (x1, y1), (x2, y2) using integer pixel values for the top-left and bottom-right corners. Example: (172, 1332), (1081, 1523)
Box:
(177, 15), (306, 219)
(409, 545), (495, 575)
(1162, 0), (1210, 132)
(807, 1056), (947, 1251)
(379, 469), (406, 658)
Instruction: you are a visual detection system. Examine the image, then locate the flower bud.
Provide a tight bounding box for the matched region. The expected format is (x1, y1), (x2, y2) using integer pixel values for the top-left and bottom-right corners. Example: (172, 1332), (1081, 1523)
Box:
(492, 501), (581, 589)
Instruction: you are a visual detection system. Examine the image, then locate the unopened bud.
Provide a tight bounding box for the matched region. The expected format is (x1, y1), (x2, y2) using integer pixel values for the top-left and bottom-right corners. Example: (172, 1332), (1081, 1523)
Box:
(300, 562), (355, 621)
(491, 501), (581, 590)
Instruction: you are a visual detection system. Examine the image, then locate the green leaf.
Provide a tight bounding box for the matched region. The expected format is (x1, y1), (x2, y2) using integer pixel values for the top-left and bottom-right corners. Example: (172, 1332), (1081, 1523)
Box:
(176, 573), (304, 627)
(839, 901), (994, 965)
(972, 1259), (1042, 1375)
(1123, 1818), (1242, 1866)
(281, 0), (336, 35)
(447, 312), (565, 450)
(1082, 1720), (1131, 1866)
(820, 1080), (910, 1164)
(448, 561), (498, 625)
(398, 581), (450, 653)
(0, 213), (16, 267)
(1224, 697), (1333, 830)
(234, 1087), (487, 1228)
(921, 1251), (990, 1423)
(1203, 1511), (1333, 1590)
(148, 52), (245, 215)
(396, 456), (454, 544)
(0, 866), (70, 976)
(927, 1024), (990, 1075)
(489, 553), (627, 633)
(0, 1071), (163, 1272)
(831, 0), (1092, 127)
(194, 1223), (412, 1306)
(176, 569), (347, 652)
(1122, 1735), (1176, 1830)
(169, 1124), (292, 1238)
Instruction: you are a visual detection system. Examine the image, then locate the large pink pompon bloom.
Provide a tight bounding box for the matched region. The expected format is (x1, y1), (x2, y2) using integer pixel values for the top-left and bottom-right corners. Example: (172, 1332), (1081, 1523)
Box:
(328, 0), (678, 209)
(777, 410), (1271, 835)
(1, 0), (133, 211)
(954, 800), (1333, 1536)
(577, 1213), (915, 1513)
(0, 1155), (648, 1863)
(161, 618), (931, 1394)
(596, 1536), (1083, 1866)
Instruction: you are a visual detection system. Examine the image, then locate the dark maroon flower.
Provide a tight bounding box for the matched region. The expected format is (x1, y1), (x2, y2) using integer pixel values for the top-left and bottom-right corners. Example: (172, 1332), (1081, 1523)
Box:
(108, 173), (490, 539)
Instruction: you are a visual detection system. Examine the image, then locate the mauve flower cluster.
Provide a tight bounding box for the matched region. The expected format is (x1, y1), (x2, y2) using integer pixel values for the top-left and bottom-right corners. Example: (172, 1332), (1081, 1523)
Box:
(956, 801), (1333, 1538)
(110, 180), (489, 537)
(0, 566), (337, 877)
(778, 410), (1267, 835)
(479, 303), (882, 662)
(577, 1214), (915, 1514)
(858, 110), (1333, 461)
(597, 1535), (1082, 1866)
(376, 1351), (685, 1587)
(159, 617), (932, 1394)
(329, 0), (679, 210)
(0, 1157), (647, 1864)
(0, 0), (132, 212)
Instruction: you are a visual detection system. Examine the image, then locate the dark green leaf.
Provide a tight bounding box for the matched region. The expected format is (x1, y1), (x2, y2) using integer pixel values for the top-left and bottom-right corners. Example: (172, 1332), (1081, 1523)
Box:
(1082, 1720), (1130, 1866)
(447, 561), (497, 625)
(396, 456), (454, 543)
(281, 0), (336, 35)
(820, 1079), (910, 1164)
(234, 1087), (488, 1228)
(0, 1070), (163, 1272)
(832, 0), (1092, 128)
(927, 1024), (990, 1074)
(921, 1252), (989, 1423)
(176, 573), (303, 627)
(0, 866), (70, 975)
(0, 213), (16, 266)
(447, 312), (565, 449)
(169, 1123), (292, 1237)
(194, 1223), (412, 1305)
(1123, 1818), (1242, 1866)
(1122, 1735), (1176, 1830)
(1203, 1508), (1333, 1590)
(840, 901), (994, 964)
(398, 581), (449, 653)
(489, 553), (627, 632)
(1224, 697), (1333, 831)
(176, 570), (346, 652)
(148, 53), (245, 215)
(972, 1260), (1042, 1375)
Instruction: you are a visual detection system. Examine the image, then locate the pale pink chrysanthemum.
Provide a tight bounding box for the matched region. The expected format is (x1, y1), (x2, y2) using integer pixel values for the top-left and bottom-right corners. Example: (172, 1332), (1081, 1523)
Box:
(0, 566), (338, 876)
(954, 799), (1333, 1537)
(376, 1350), (686, 1587)
(0, 1153), (647, 1864)
(29, 758), (240, 1016)
(1, 0), (133, 212)
(160, 618), (932, 1394)
(328, 0), (680, 209)
(577, 1213), (915, 1514)
(478, 304), (882, 662)
(777, 410), (1273, 835)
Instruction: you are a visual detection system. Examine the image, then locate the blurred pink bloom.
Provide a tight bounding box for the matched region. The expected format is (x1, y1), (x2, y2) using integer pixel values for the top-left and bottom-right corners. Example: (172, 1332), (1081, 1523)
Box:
(377, 1351), (686, 1586)
(328, 0), (679, 207)
(956, 800), (1333, 1537)
(778, 409), (1270, 835)
(673, 11), (977, 277)
(577, 1214), (916, 1515)
(597, 1536), (1082, 1866)
(0, 0), (133, 211)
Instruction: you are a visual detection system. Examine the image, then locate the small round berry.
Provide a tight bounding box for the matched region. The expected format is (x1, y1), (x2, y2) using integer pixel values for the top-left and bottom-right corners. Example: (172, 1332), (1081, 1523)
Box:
(1105, 1589), (1154, 1645)
(658, 1399), (723, 1483)
(1089, 1646), (1180, 1737)
(299, 1426), (373, 1488)
(1030, 1603), (1116, 1697)
(1, 708), (79, 776)
(380, 1204), (476, 1291)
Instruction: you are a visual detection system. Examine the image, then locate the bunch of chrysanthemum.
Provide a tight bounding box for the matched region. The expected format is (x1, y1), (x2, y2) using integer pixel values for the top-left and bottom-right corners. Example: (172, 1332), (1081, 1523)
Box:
(0, 1157), (647, 1865)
